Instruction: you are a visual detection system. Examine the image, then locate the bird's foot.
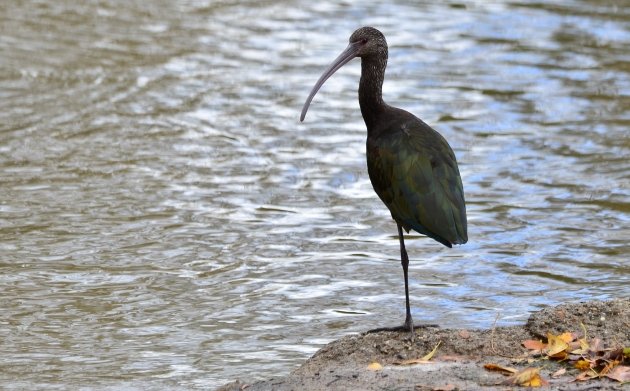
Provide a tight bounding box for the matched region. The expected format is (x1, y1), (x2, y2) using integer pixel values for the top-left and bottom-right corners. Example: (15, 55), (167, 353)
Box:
(365, 323), (439, 342)
(365, 323), (439, 333)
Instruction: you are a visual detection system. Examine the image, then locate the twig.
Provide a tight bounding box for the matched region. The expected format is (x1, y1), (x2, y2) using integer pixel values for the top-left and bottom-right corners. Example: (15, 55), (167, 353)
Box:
(489, 312), (528, 359)
(490, 312), (500, 354)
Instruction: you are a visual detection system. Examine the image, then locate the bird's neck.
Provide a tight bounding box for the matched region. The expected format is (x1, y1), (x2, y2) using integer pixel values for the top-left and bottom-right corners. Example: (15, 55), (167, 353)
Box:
(359, 56), (387, 131)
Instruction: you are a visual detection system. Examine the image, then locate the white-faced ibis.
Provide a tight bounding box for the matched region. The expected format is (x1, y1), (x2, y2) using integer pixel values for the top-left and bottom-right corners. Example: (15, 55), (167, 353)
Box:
(300, 27), (467, 339)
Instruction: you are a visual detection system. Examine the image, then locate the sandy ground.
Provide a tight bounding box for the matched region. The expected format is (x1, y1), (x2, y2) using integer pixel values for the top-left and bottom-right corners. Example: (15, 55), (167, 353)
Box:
(218, 299), (629, 390)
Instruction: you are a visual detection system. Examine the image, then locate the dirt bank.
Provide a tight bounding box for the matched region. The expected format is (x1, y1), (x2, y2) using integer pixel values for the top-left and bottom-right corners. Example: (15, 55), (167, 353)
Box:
(218, 299), (629, 390)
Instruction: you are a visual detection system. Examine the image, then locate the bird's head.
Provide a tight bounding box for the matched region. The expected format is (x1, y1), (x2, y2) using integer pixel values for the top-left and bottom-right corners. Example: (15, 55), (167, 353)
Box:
(300, 26), (388, 122)
(348, 26), (388, 59)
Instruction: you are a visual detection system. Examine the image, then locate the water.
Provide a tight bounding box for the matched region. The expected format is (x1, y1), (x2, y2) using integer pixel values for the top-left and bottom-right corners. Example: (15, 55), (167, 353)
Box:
(0, 0), (628, 389)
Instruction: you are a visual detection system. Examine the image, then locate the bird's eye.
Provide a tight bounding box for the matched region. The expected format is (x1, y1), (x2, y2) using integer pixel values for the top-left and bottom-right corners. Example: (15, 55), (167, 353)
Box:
(361, 39), (368, 44)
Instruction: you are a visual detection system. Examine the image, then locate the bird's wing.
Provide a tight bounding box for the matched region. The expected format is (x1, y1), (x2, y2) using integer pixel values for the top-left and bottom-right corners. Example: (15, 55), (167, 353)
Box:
(368, 119), (467, 246)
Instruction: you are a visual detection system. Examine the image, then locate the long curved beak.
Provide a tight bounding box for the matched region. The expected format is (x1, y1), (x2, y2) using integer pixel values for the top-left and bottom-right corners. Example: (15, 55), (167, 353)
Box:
(300, 41), (363, 122)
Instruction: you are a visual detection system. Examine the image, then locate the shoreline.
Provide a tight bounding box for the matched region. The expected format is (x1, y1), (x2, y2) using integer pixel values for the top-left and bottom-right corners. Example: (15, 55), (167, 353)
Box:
(218, 299), (629, 390)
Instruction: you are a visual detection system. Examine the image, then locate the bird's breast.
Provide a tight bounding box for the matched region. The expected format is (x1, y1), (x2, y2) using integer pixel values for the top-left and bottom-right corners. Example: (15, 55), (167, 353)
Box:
(366, 138), (396, 206)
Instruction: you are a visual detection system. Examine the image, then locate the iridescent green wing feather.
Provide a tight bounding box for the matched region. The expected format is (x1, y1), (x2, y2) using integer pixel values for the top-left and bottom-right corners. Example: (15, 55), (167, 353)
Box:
(367, 118), (467, 246)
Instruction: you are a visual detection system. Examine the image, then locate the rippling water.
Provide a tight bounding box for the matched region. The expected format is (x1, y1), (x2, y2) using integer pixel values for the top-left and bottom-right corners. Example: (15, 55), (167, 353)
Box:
(0, 0), (628, 389)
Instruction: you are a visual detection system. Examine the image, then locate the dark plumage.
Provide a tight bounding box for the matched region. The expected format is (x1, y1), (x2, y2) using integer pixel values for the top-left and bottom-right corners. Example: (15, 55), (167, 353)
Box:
(301, 27), (467, 339)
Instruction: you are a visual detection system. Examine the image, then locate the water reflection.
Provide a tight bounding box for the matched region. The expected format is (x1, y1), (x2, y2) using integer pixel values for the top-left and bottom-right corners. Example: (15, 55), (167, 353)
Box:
(0, 0), (628, 389)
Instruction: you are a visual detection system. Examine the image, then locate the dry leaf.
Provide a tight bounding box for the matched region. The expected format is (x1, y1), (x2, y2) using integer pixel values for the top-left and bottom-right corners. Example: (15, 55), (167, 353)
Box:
(546, 332), (569, 357)
(394, 341), (441, 366)
(551, 351), (569, 360)
(367, 362), (383, 371)
(421, 341), (441, 361)
(599, 360), (619, 377)
(574, 370), (598, 382)
(574, 359), (592, 371)
(604, 365), (630, 383)
(484, 363), (518, 375)
(558, 332), (575, 343)
(589, 338), (603, 352)
(551, 368), (566, 378)
(570, 338), (590, 355)
(514, 327), (627, 385)
(458, 330), (470, 339)
(505, 367), (548, 387)
(604, 348), (624, 362)
(570, 323), (590, 354)
(523, 340), (546, 351)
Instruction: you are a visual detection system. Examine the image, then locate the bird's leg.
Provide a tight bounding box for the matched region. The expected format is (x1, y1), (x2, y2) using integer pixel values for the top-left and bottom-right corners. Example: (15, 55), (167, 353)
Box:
(398, 223), (415, 339)
(365, 223), (438, 340)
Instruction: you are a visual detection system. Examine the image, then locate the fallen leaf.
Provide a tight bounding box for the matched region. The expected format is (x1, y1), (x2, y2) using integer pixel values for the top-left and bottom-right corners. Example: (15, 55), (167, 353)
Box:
(505, 367), (548, 387)
(394, 341), (441, 366)
(569, 340), (590, 355)
(421, 341), (441, 361)
(571, 323), (590, 354)
(458, 330), (470, 339)
(599, 360), (620, 377)
(604, 348), (624, 362)
(558, 332), (575, 343)
(552, 351), (569, 360)
(574, 370), (598, 382)
(484, 363), (518, 375)
(604, 365), (630, 383)
(523, 340), (546, 351)
(551, 368), (566, 378)
(574, 359), (592, 371)
(589, 338), (603, 353)
(367, 362), (382, 371)
(546, 332), (569, 357)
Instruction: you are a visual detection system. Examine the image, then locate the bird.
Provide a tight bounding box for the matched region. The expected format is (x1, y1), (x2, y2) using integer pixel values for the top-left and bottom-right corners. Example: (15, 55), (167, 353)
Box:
(300, 27), (468, 340)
